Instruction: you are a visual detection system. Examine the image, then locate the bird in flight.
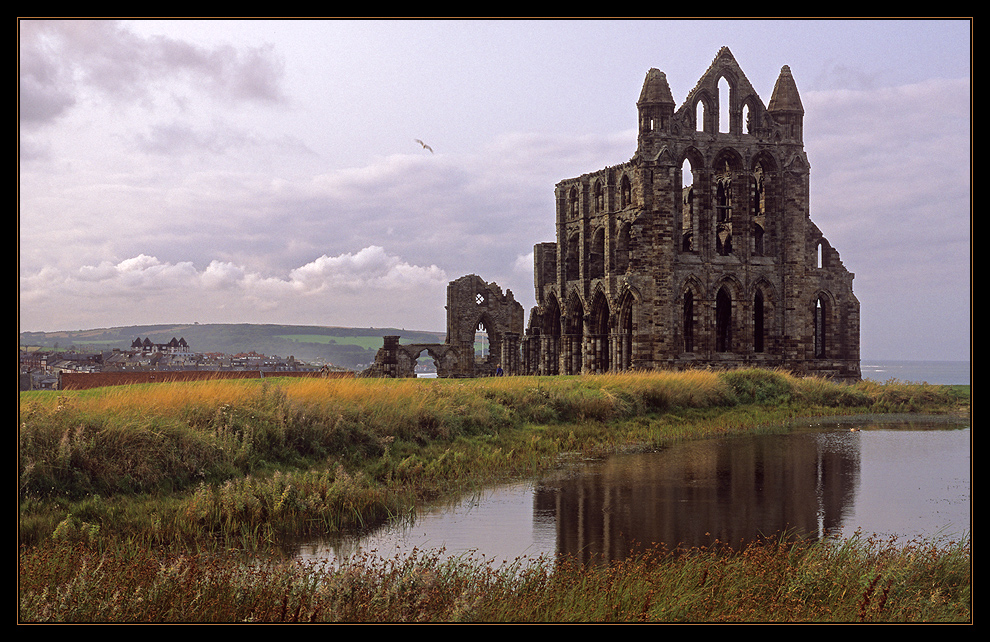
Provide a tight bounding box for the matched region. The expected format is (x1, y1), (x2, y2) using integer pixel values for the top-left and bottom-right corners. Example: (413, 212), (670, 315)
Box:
(414, 139), (434, 153)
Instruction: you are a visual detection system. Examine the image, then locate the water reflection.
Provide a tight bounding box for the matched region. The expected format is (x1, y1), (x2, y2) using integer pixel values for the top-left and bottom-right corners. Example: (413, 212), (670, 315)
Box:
(299, 482), (558, 565)
(542, 429), (858, 562)
(295, 420), (970, 567)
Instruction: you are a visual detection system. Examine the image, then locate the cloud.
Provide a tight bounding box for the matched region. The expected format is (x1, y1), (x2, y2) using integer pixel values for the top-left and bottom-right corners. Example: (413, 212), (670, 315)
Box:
(19, 247), (449, 331)
(287, 246), (447, 292)
(18, 127), (604, 332)
(76, 255), (198, 287)
(19, 20), (287, 129)
(17, 20), (969, 362)
(200, 260), (247, 290)
(800, 77), (970, 360)
(803, 77), (969, 259)
(513, 251), (534, 275)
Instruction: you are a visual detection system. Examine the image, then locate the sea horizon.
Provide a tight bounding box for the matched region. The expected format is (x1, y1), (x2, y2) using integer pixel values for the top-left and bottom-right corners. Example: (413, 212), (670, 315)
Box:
(860, 359), (970, 386)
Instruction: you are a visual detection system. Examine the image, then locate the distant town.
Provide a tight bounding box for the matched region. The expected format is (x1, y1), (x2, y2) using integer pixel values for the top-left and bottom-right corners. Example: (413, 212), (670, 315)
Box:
(18, 336), (333, 391)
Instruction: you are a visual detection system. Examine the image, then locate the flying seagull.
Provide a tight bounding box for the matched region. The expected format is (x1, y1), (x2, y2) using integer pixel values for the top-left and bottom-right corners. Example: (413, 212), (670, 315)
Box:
(414, 139), (434, 153)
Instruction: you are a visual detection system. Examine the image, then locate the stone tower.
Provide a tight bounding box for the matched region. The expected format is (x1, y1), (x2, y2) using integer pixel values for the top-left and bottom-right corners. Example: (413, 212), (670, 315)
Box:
(521, 47), (860, 381)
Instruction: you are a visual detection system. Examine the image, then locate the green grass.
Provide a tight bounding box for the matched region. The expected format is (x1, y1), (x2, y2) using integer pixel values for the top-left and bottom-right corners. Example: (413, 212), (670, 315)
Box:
(18, 368), (970, 622)
(276, 334), (391, 349)
(19, 370), (968, 542)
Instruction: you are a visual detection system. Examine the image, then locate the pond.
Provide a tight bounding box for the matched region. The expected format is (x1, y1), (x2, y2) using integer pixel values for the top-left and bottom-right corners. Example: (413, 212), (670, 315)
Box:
(294, 417), (970, 567)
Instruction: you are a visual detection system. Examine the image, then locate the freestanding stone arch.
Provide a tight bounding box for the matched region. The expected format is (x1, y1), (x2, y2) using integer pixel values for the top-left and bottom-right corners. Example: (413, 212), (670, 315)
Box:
(397, 344), (459, 378)
(360, 274), (524, 378)
(445, 274), (525, 377)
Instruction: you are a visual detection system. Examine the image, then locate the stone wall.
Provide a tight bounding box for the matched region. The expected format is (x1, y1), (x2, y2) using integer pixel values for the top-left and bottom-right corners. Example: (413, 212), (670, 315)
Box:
(58, 369), (352, 390)
(361, 275), (524, 378)
(522, 48), (860, 381)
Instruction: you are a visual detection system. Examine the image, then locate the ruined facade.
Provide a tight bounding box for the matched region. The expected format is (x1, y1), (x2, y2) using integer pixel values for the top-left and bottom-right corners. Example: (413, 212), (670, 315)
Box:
(520, 48), (860, 381)
(361, 274), (524, 377)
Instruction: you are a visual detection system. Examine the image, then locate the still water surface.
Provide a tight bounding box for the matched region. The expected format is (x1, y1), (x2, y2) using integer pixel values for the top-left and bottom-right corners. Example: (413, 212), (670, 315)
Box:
(295, 418), (970, 567)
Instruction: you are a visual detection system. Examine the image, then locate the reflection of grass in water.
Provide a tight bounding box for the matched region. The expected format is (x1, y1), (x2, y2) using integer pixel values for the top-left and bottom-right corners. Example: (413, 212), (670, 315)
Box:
(17, 370), (966, 562)
(18, 371), (970, 621)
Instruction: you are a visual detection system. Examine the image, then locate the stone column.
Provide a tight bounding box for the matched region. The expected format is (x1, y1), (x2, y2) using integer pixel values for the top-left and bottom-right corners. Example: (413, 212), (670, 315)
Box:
(501, 332), (520, 375)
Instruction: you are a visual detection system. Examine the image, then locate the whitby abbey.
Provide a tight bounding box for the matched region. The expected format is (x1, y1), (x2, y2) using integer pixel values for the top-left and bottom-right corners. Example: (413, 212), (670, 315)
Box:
(365, 48), (861, 382)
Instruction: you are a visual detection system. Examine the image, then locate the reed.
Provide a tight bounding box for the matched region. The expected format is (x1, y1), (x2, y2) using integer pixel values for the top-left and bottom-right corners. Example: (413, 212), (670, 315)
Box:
(18, 531), (970, 622)
(20, 369), (965, 551)
(18, 369), (970, 622)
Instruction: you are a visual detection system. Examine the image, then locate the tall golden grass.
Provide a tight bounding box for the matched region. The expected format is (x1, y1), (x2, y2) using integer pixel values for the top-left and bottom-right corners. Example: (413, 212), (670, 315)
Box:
(19, 369), (965, 549)
(26, 366), (948, 427)
(19, 369), (970, 622)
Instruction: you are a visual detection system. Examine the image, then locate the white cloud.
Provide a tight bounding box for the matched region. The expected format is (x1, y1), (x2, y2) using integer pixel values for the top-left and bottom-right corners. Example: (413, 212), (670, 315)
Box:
(18, 20), (970, 360)
(513, 251), (534, 275)
(19, 248), (449, 331)
(200, 260), (247, 290)
(287, 246), (446, 292)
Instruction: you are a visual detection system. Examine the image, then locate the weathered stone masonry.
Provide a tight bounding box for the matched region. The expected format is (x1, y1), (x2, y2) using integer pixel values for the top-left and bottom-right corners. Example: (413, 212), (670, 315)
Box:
(365, 48), (860, 381)
(521, 48), (860, 381)
(361, 274), (524, 378)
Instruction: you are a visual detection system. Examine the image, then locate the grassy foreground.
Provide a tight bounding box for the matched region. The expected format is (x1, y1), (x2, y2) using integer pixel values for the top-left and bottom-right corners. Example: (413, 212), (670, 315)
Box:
(19, 369), (970, 622)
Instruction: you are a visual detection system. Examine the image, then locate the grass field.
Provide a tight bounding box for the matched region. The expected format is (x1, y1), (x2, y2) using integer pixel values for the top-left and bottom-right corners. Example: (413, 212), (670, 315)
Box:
(276, 334), (392, 349)
(18, 369), (970, 622)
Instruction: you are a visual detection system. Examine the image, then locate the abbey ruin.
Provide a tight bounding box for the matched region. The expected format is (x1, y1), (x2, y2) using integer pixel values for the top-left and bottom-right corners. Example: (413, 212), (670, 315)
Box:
(365, 48), (861, 381)
(361, 274), (524, 378)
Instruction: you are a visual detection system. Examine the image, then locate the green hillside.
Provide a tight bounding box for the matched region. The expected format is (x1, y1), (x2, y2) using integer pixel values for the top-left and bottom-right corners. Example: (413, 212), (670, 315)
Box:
(18, 324), (446, 370)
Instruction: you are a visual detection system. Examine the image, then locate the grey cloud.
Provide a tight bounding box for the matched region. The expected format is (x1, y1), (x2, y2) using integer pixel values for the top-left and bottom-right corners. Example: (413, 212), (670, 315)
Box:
(799, 78), (969, 361)
(811, 62), (887, 91)
(18, 20), (287, 129)
(130, 121), (310, 157)
(148, 36), (287, 104)
(18, 22), (78, 127)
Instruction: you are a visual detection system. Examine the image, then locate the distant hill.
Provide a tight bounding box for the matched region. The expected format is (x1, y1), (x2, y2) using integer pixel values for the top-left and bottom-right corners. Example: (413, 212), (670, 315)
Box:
(18, 323), (446, 370)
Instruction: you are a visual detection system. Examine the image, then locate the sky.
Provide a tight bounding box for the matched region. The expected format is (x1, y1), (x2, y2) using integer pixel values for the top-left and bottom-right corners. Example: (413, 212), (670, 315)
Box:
(18, 18), (971, 362)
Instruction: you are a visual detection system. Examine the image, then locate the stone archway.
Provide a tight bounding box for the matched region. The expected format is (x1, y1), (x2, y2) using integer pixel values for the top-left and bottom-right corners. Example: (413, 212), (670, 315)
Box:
(360, 274), (524, 378)
(397, 343), (460, 378)
(446, 274), (524, 376)
(360, 338), (464, 378)
(589, 289), (611, 373)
